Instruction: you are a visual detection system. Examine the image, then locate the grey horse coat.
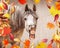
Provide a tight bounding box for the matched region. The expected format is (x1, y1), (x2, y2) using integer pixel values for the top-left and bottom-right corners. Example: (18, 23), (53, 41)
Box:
(9, 6), (25, 43)
(10, 6), (25, 31)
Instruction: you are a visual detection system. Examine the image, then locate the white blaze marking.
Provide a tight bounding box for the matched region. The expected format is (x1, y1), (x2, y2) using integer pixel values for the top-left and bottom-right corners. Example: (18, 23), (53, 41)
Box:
(26, 14), (34, 25)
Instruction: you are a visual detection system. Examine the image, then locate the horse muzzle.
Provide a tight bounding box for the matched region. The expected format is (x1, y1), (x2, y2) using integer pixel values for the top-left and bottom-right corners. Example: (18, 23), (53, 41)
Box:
(26, 25), (36, 39)
(27, 25), (36, 31)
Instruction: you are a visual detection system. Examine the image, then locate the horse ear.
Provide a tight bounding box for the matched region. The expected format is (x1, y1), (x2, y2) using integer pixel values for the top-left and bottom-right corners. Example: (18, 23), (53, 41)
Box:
(25, 4), (29, 11)
(33, 4), (36, 12)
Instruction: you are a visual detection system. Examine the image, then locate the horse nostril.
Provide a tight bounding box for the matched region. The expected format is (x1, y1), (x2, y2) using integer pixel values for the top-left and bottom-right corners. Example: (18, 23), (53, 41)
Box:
(36, 18), (38, 20)
(29, 25), (31, 27)
(24, 18), (27, 20)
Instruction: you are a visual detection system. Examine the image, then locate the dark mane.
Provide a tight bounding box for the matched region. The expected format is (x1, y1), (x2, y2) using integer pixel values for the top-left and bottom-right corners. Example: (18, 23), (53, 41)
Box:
(10, 6), (25, 32)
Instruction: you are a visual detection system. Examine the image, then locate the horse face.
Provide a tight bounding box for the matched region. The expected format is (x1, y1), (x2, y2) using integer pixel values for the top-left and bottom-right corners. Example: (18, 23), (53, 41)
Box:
(24, 4), (38, 32)
(24, 13), (35, 31)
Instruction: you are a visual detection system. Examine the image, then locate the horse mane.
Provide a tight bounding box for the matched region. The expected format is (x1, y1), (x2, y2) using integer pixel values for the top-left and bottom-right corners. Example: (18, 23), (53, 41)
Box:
(10, 6), (25, 32)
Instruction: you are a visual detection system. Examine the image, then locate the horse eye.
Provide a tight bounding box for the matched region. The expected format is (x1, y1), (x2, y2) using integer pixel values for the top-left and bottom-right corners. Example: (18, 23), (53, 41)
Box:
(24, 18), (27, 20)
(36, 18), (38, 20)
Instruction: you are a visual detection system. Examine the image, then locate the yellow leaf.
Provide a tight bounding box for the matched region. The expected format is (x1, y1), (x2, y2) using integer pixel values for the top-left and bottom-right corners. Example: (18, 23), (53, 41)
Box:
(34, 0), (40, 4)
(0, 3), (4, 10)
(49, 6), (60, 16)
(36, 42), (47, 48)
(10, 6), (15, 14)
(14, 38), (20, 42)
(3, 13), (10, 19)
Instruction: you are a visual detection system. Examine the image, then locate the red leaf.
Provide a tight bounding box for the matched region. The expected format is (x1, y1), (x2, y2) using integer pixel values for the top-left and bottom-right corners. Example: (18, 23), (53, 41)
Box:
(2, 1), (8, 10)
(4, 27), (11, 35)
(54, 14), (59, 22)
(9, 33), (14, 40)
(18, 0), (26, 5)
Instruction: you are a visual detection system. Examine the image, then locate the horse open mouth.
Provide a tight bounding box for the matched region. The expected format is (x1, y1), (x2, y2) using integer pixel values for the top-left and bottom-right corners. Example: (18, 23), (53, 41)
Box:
(28, 25), (36, 39)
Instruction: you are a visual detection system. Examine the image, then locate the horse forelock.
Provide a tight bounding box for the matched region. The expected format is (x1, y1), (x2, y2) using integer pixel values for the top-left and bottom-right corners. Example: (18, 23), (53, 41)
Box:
(24, 9), (38, 20)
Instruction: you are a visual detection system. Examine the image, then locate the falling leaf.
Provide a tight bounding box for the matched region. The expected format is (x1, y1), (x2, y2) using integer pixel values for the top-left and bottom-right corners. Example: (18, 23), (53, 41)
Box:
(47, 44), (52, 48)
(0, 3), (4, 10)
(18, 0), (26, 5)
(54, 14), (59, 21)
(5, 0), (10, 4)
(2, 39), (9, 46)
(49, 6), (60, 16)
(47, 22), (55, 29)
(11, 45), (20, 48)
(14, 38), (20, 42)
(34, 0), (40, 4)
(10, 2), (15, 15)
(53, 32), (60, 43)
(0, 23), (12, 37)
(46, 0), (52, 3)
(47, 39), (53, 48)
(0, 27), (4, 36)
(42, 39), (48, 43)
(9, 33), (14, 41)
(2, 1), (8, 10)
(36, 42), (47, 48)
(3, 13), (10, 19)
(30, 43), (34, 48)
(24, 39), (30, 48)
(55, 2), (60, 10)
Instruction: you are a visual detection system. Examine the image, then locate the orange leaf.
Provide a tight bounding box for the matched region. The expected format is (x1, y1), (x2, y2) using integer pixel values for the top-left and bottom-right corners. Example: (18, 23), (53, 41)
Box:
(11, 45), (20, 48)
(47, 22), (55, 29)
(55, 2), (60, 10)
(47, 44), (52, 48)
(3, 39), (9, 45)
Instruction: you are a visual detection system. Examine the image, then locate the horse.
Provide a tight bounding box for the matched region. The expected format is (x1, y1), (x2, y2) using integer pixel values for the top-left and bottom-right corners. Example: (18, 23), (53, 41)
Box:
(7, 4), (38, 46)
(23, 4), (38, 39)
(8, 6), (25, 46)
